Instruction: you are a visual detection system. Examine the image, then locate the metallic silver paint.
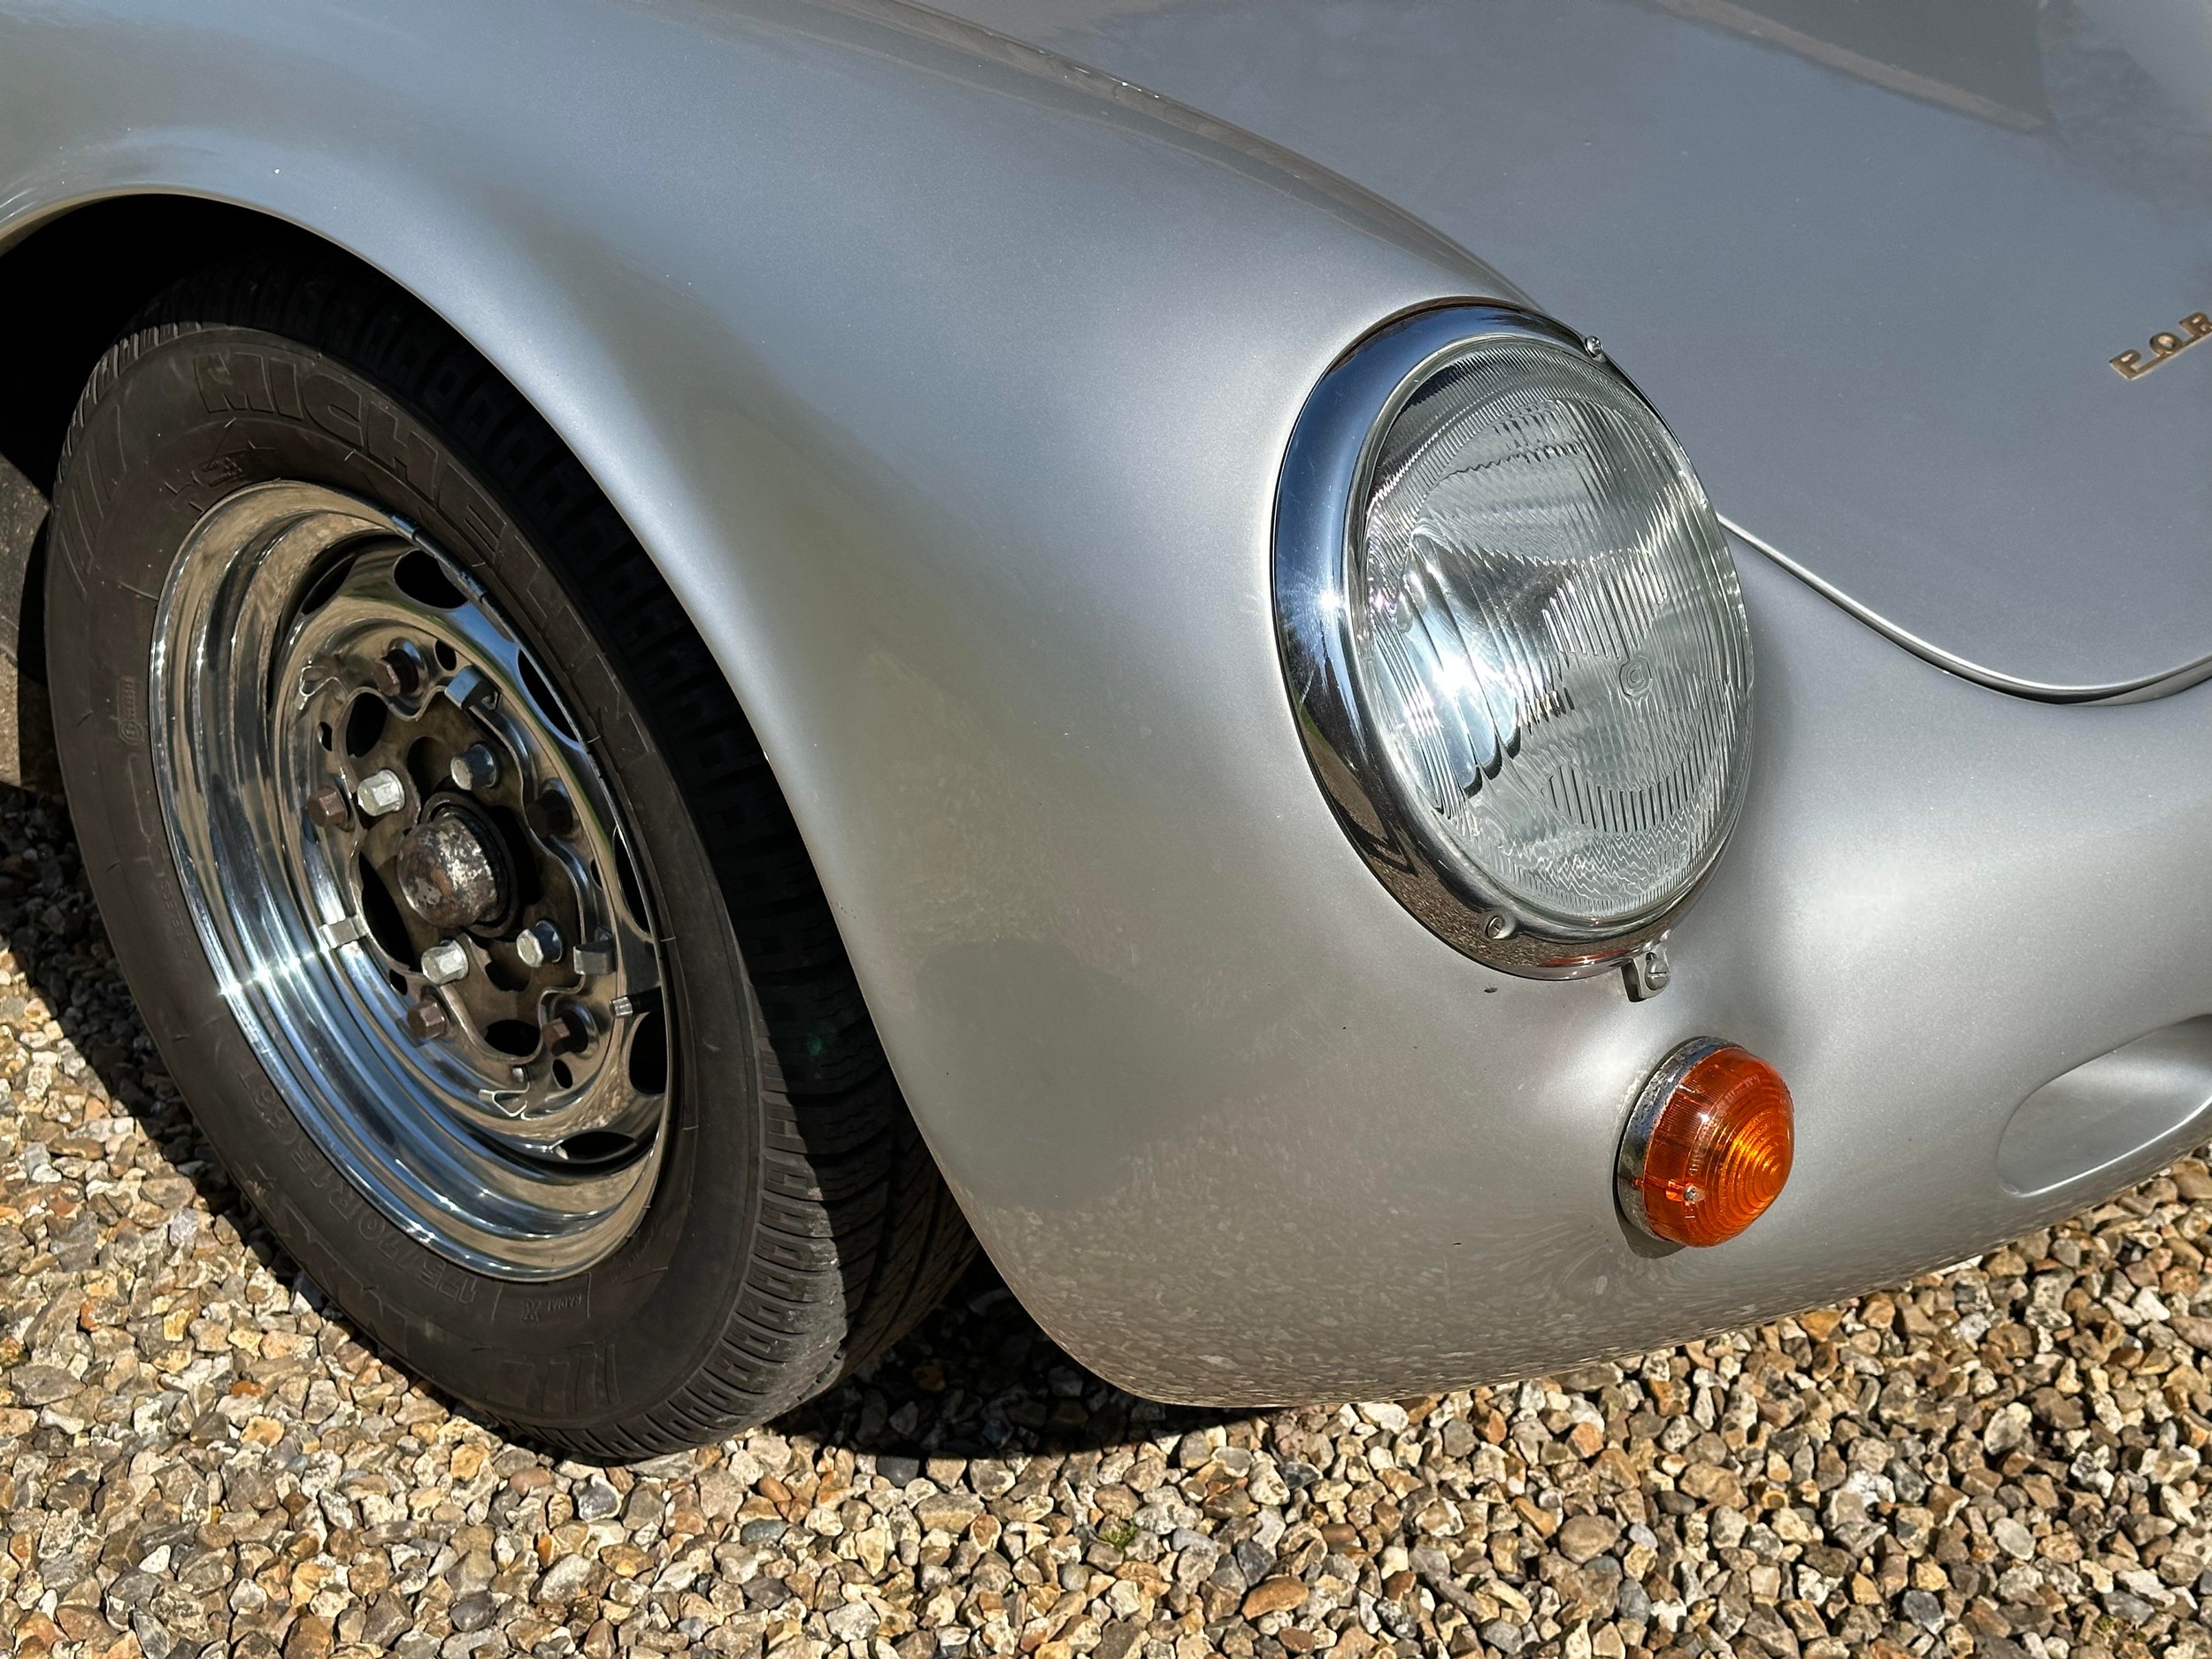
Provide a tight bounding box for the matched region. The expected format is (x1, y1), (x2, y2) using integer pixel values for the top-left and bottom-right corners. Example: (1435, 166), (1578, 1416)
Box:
(1998, 1018), (2212, 1202)
(1723, 516), (2212, 707)
(5, 0), (2210, 1402)
(936, 0), (2212, 699)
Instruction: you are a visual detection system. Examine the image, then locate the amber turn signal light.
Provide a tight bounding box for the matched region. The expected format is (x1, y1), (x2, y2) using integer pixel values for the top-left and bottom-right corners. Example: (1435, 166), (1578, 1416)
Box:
(1617, 1039), (1793, 1247)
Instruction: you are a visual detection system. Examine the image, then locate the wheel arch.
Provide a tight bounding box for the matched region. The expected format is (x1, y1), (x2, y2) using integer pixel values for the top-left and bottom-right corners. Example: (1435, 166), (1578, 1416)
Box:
(0, 189), (709, 800)
(0, 196), (305, 791)
(0, 0), (1512, 1395)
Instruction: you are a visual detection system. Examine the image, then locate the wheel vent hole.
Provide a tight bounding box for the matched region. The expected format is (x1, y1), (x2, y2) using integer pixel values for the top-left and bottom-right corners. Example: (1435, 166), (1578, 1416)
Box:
(611, 841), (649, 931)
(518, 652), (579, 740)
(482, 955), (529, 992)
(485, 1018), (539, 1057)
(406, 736), (445, 796)
(560, 1130), (633, 1164)
(529, 787), (577, 838)
(627, 1008), (667, 1094)
(394, 550), (470, 610)
(318, 721), (334, 752)
(298, 553), (357, 615)
(551, 1057), (574, 1091)
(357, 856), (417, 964)
(343, 692), (388, 757)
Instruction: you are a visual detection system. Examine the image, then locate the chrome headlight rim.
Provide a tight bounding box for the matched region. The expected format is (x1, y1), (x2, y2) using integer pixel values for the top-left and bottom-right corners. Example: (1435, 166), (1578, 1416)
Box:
(1273, 302), (1750, 979)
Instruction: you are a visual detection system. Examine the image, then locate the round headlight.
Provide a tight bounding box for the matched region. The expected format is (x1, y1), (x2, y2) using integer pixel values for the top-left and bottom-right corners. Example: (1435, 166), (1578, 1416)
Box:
(1275, 305), (1753, 976)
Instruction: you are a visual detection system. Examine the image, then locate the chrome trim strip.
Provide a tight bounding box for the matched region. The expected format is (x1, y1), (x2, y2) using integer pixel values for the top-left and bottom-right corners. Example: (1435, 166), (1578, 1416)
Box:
(1614, 1035), (1730, 1242)
(1724, 517), (2212, 706)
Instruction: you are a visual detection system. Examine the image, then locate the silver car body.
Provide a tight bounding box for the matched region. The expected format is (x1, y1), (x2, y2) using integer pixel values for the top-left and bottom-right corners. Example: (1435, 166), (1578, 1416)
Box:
(2, 0), (2206, 1403)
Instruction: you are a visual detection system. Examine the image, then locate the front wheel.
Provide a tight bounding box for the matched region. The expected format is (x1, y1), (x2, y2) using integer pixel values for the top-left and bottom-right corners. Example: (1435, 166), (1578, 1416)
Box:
(45, 249), (972, 1456)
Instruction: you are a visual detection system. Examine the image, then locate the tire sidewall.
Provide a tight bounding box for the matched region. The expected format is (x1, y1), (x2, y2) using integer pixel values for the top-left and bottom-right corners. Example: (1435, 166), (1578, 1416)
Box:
(50, 325), (764, 1435)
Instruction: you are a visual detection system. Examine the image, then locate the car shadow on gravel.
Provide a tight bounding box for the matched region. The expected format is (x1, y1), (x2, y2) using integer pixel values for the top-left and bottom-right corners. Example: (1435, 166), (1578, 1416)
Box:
(23, 784), (2212, 1659)
(0, 784), (1217, 1465)
(786, 1256), (1244, 1464)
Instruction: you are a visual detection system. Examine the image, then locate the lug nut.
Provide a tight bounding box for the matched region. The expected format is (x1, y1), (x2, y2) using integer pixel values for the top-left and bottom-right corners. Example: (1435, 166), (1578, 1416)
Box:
(516, 918), (565, 968)
(357, 769), (407, 818)
(572, 935), (617, 976)
(371, 642), (424, 698)
(306, 783), (353, 829)
(421, 939), (470, 986)
(449, 744), (501, 794)
(404, 997), (449, 1042)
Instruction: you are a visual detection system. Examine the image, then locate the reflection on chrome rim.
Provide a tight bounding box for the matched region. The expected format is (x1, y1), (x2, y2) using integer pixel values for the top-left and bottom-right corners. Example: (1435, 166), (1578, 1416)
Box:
(150, 481), (670, 1279)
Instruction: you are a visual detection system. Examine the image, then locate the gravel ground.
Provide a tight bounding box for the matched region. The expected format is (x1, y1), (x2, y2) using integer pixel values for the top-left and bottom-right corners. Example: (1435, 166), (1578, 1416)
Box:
(1, 786), (2210, 1659)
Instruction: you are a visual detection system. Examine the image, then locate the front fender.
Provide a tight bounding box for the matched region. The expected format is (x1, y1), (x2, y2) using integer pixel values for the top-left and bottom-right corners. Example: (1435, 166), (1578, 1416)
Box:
(0, 0), (1532, 1392)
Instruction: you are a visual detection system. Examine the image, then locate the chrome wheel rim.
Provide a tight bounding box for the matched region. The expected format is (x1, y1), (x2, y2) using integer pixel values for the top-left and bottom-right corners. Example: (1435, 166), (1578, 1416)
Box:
(150, 481), (670, 1279)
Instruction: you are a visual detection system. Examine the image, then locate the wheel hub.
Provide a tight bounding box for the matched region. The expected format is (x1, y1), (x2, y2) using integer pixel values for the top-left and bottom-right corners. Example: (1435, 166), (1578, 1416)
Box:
(149, 481), (672, 1279)
(393, 803), (511, 931)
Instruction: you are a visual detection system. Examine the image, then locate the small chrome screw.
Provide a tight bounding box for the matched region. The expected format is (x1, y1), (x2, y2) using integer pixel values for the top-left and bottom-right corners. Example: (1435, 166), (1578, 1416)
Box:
(515, 918), (565, 968)
(305, 783), (352, 829)
(1583, 334), (1606, 361)
(449, 744), (501, 794)
(572, 935), (616, 976)
(1481, 911), (1516, 941)
(357, 769), (407, 818)
(421, 940), (470, 986)
(1623, 934), (1672, 1002)
(371, 642), (424, 699)
(404, 998), (449, 1042)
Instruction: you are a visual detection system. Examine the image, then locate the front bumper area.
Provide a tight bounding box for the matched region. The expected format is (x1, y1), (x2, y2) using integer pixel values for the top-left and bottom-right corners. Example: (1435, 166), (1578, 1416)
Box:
(909, 551), (2212, 1404)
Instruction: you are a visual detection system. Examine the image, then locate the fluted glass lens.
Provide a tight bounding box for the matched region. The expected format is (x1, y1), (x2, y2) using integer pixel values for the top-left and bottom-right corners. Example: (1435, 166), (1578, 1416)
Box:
(1353, 339), (1752, 930)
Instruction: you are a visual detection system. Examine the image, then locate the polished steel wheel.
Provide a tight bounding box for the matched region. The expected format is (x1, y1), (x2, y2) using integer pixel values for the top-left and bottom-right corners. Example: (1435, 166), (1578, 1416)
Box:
(59, 259), (973, 1450)
(150, 481), (668, 1278)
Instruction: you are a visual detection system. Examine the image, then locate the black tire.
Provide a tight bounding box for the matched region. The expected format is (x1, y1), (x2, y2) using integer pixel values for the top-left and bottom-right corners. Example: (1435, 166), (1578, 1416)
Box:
(44, 246), (974, 1457)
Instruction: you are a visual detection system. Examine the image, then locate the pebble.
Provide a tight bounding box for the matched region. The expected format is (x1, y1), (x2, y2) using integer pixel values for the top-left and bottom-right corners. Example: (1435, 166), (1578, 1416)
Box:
(0, 786), (2208, 1659)
(1555, 1514), (1619, 1565)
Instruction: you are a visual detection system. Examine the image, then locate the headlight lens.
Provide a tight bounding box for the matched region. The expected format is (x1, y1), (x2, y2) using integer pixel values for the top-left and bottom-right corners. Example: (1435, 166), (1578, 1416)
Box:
(1354, 335), (1751, 930)
(1275, 306), (1753, 973)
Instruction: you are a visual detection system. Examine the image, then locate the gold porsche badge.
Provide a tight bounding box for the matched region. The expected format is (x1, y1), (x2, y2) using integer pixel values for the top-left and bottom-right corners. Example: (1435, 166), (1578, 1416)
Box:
(2113, 313), (2212, 380)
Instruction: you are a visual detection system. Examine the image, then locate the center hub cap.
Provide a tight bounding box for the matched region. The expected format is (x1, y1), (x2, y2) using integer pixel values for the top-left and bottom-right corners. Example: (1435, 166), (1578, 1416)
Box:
(394, 805), (509, 930)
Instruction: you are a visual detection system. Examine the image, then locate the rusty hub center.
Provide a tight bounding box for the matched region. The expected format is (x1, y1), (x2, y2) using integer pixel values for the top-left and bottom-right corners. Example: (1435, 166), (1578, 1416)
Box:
(394, 803), (511, 931)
